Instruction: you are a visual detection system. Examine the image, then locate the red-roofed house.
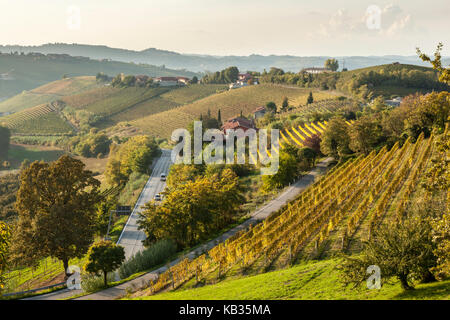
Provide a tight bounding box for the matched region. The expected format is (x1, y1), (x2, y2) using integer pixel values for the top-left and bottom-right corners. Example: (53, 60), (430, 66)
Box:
(221, 117), (256, 133)
(253, 106), (267, 119)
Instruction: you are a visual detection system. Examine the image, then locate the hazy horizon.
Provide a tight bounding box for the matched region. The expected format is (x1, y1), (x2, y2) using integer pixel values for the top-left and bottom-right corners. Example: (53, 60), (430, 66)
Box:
(0, 0), (448, 57)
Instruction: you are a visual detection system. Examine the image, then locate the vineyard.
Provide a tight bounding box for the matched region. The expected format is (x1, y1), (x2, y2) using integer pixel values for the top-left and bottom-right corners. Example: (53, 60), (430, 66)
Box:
(278, 120), (354, 149)
(0, 76), (100, 114)
(130, 85), (335, 138)
(139, 131), (436, 296)
(286, 98), (355, 118)
(0, 104), (74, 135)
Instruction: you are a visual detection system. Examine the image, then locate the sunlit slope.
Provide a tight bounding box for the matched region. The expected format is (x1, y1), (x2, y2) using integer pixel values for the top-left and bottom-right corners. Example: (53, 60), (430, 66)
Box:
(0, 104), (73, 135)
(60, 84), (227, 126)
(133, 132), (437, 298)
(0, 76), (100, 113)
(130, 85), (335, 138)
(132, 258), (450, 300)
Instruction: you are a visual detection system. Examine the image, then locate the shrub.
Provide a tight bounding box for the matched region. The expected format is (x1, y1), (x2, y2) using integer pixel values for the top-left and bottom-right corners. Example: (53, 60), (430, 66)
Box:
(118, 239), (177, 279)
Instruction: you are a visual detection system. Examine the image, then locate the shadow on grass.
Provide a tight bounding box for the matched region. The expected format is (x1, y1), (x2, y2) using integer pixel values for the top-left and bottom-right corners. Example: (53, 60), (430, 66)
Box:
(393, 281), (450, 300)
(8, 144), (65, 168)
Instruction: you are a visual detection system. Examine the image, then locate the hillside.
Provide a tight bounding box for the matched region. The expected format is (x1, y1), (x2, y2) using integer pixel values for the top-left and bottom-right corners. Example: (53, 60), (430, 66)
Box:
(61, 84), (227, 127)
(132, 258), (450, 300)
(0, 104), (74, 135)
(132, 131), (440, 298)
(0, 52), (199, 98)
(128, 85), (336, 138)
(1, 43), (447, 73)
(0, 76), (100, 113)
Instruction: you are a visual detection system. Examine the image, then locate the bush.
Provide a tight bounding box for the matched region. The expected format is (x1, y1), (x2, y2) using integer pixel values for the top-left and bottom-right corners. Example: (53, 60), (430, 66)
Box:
(118, 239), (177, 279)
(81, 272), (116, 292)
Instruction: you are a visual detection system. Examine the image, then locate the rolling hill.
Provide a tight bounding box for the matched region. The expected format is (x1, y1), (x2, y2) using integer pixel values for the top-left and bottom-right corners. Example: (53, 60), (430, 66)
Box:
(0, 103), (74, 135)
(0, 52), (199, 98)
(0, 76), (101, 113)
(0, 82), (227, 136)
(1, 43), (448, 73)
(128, 85), (336, 138)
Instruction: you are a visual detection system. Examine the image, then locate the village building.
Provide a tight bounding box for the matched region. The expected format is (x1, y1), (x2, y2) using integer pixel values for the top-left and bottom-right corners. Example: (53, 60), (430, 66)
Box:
(302, 67), (332, 74)
(253, 106), (267, 119)
(385, 96), (403, 107)
(154, 76), (190, 86)
(221, 117), (256, 134)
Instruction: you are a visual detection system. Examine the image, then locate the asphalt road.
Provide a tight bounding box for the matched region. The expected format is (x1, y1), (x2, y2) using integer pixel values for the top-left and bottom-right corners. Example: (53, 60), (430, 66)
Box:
(25, 157), (333, 300)
(23, 149), (173, 301)
(118, 149), (172, 260)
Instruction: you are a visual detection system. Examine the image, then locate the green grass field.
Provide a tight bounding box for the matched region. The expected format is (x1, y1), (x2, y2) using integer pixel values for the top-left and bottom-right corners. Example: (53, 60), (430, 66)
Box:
(7, 144), (65, 169)
(131, 258), (450, 300)
(129, 85), (335, 138)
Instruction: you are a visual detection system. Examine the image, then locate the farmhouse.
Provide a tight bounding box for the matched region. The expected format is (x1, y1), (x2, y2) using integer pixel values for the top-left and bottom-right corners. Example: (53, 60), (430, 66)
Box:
(154, 76), (190, 86)
(385, 96), (403, 107)
(253, 106), (267, 119)
(238, 73), (252, 82)
(221, 117), (256, 133)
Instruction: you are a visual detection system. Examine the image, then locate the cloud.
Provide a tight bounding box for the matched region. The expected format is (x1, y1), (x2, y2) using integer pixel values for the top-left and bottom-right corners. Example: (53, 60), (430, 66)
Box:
(310, 4), (415, 39)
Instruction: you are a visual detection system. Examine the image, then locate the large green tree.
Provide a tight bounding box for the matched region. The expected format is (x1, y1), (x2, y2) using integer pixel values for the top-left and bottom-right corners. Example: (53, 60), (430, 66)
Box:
(320, 117), (350, 159)
(11, 155), (102, 277)
(349, 116), (383, 155)
(139, 168), (243, 248)
(341, 206), (438, 290)
(262, 149), (299, 191)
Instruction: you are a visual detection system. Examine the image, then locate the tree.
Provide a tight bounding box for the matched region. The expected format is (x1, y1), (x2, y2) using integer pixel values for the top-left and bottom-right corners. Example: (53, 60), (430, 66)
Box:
(190, 76), (198, 84)
(105, 136), (159, 184)
(320, 117), (350, 159)
(341, 206), (438, 290)
(217, 109), (222, 125)
(0, 221), (10, 291)
(417, 43), (450, 84)
(0, 126), (11, 160)
(349, 116), (383, 154)
(307, 92), (314, 104)
(84, 240), (125, 287)
(266, 101), (277, 113)
(11, 155), (102, 277)
(261, 150), (298, 191)
(281, 97), (289, 112)
(325, 58), (339, 71)
(139, 168), (243, 248)
(303, 134), (322, 155)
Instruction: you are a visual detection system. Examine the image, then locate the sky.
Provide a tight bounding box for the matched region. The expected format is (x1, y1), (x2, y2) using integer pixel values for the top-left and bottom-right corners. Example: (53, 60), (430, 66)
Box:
(0, 0), (449, 56)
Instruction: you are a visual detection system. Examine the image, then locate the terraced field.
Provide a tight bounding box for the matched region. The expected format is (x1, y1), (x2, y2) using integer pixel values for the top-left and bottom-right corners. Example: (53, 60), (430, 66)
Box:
(0, 76), (100, 113)
(130, 85), (335, 138)
(0, 104), (74, 135)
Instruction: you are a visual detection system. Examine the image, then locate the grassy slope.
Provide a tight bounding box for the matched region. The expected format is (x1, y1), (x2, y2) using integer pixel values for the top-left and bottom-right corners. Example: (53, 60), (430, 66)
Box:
(132, 258), (450, 300)
(0, 76), (100, 113)
(130, 85), (335, 138)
